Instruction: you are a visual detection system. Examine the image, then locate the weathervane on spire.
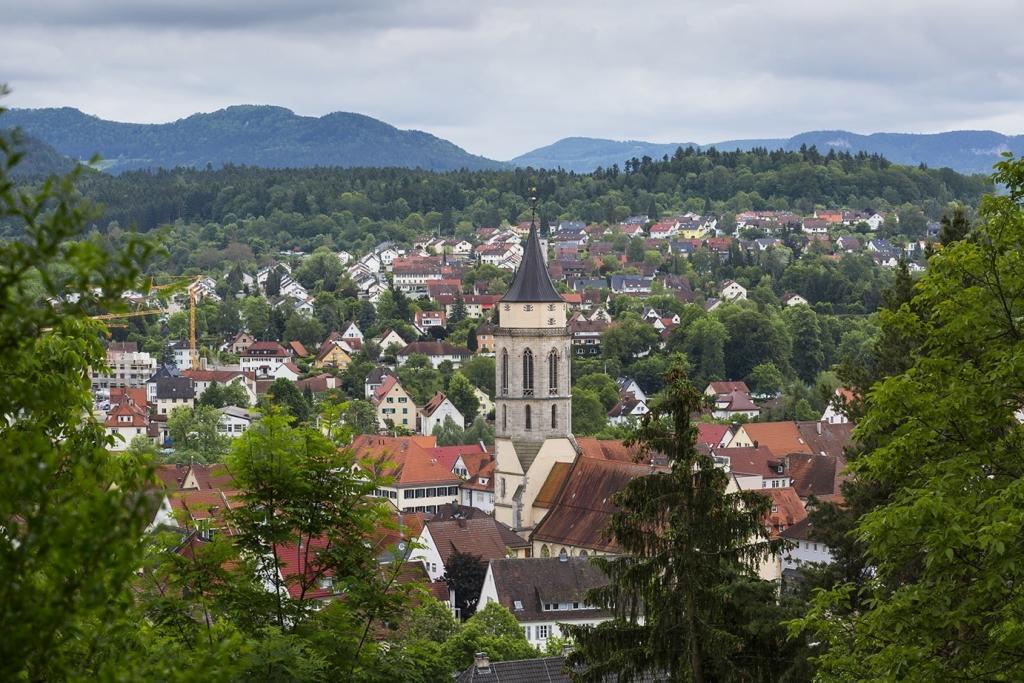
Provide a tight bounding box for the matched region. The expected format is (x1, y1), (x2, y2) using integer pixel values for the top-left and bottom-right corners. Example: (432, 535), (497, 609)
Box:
(529, 186), (538, 229)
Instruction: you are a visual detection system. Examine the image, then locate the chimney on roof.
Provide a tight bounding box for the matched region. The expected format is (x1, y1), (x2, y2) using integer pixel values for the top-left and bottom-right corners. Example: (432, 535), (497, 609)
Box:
(816, 421), (822, 435)
(474, 653), (491, 672)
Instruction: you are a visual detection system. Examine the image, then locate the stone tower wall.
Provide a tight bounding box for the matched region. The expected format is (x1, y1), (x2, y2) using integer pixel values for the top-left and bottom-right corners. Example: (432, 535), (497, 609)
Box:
(494, 327), (572, 441)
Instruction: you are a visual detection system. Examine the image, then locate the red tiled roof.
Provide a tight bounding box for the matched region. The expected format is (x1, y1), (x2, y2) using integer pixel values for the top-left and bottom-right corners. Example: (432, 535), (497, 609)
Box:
(424, 517), (529, 568)
(352, 434), (460, 486)
(737, 422), (813, 456)
(754, 487), (807, 537)
(696, 423), (730, 447)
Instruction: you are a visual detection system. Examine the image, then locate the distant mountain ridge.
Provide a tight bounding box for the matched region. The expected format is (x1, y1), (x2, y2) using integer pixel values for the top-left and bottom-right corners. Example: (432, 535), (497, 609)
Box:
(512, 130), (1024, 174)
(3, 105), (503, 173)
(7, 105), (1022, 176)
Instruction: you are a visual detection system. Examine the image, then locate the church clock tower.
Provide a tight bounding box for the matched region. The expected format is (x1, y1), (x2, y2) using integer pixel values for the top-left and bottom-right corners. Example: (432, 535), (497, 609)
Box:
(492, 221), (578, 534)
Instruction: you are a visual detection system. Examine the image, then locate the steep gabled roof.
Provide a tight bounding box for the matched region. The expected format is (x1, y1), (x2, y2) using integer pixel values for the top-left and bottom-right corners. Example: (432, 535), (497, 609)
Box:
(425, 517), (529, 568)
(502, 223), (562, 303)
(738, 421), (813, 456)
(487, 557), (610, 623)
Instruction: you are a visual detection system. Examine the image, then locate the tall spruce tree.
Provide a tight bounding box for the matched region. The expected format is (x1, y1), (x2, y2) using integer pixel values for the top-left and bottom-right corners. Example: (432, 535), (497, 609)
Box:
(564, 362), (786, 682)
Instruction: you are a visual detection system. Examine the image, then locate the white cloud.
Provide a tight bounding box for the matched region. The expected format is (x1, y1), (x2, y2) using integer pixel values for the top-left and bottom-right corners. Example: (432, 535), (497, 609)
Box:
(3, 0), (1023, 159)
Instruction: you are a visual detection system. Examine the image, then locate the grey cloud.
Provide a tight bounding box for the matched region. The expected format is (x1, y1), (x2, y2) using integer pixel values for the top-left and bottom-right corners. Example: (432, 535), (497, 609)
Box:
(3, 0), (1024, 159)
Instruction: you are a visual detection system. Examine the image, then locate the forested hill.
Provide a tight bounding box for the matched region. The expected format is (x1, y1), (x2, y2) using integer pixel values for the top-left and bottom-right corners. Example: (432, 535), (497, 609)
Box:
(3, 105), (503, 173)
(69, 146), (990, 248)
(7, 133), (79, 178)
(513, 130), (1024, 174)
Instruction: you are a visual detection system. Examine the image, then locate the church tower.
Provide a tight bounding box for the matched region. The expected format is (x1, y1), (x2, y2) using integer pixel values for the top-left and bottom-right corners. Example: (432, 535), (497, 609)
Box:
(492, 221), (578, 533)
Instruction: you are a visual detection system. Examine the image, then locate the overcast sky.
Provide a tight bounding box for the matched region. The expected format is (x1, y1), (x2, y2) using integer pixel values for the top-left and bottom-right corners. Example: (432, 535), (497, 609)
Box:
(4, 0), (1024, 159)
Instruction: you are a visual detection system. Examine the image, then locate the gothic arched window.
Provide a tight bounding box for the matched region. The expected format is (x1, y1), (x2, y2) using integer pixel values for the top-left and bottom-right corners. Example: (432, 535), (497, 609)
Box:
(522, 348), (534, 395)
(525, 405), (532, 430)
(548, 349), (558, 394)
(501, 349), (509, 395)
(541, 544), (550, 558)
(551, 405), (557, 429)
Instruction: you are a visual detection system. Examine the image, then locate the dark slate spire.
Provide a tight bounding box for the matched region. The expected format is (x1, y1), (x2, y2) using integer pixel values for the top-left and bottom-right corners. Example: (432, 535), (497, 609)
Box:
(502, 222), (562, 302)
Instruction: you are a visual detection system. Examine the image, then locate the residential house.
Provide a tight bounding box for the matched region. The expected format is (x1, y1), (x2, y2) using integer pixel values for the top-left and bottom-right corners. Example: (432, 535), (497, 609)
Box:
(419, 392), (465, 435)
(371, 376), (417, 431)
(314, 338), (353, 370)
(239, 341), (290, 378)
(154, 377), (196, 416)
(167, 340), (192, 369)
(719, 279), (747, 301)
(835, 235), (861, 253)
(568, 315), (608, 357)
(475, 322), (497, 354)
(353, 434), (465, 513)
(696, 423), (733, 449)
(820, 387), (856, 425)
(727, 421), (813, 456)
(713, 445), (791, 489)
(460, 459), (496, 513)
(609, 275), (652, 295)
(616, 377), (647, 402)
(781, 518), (835, 574)
(218, 406), (256, 438)
(287, 340), (310, 359)
(478, 557), (611, 648)
(415, 309), (447, 332)
(453, 294), (501, 319)
(412, 516), (530, 581)
(104, 387), (150, 451)
(181, 369), (257, 406)
(782, 293), (809, 306)
(222, 331), (256, 355)
(607, 393), (649, 425)
(364, 365), (397, 400)
(396, 341), (472, 368)
(376, 329), (407, 353)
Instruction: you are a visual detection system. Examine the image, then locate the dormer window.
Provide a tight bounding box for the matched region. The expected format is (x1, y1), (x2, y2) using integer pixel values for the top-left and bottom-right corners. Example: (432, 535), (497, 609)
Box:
(524, 304), (534, 312)
(547, 304), (556, 311)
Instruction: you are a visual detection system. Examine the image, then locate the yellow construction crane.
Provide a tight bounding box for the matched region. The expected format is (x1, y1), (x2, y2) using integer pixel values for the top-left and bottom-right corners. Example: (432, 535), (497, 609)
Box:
(87, 275), (203, 369)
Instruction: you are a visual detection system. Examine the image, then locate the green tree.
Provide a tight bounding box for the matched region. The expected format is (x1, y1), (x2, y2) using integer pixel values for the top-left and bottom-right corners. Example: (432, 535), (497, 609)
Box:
(717, 306), (791, 380)
(443, 551), (487, 619)
(226, 410), (412, 675)
(398, 358), (443, 405)
(460, 355), (496, 398)
(345, 399), (379, 436)
(571, 387), (607, 435)
(284, 311), (325, 349)
(448, 295), (467, 325)
(445, 372), (480, 422)
(576, 373), (620, 411)
(938, 203), (971, 245)
(0, 102), (160, 679)
(442, 603), (537, 671)
(564, 362), (785, 682)
(799, 156), (1024, 680)
(265, 378), (312, 423)
(466, 325), (478, 352)
(167, 405), (230, 463)
(681, 315), (727, 386)
(746, 362), (784, 396)
(464, 415), (495, 446)
(783, 304), (824, 382)
(601, 316), (660, 366)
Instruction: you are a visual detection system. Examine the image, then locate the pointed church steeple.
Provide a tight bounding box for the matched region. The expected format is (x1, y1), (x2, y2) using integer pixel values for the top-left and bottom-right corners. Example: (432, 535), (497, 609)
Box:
(502, 222), (561, 303)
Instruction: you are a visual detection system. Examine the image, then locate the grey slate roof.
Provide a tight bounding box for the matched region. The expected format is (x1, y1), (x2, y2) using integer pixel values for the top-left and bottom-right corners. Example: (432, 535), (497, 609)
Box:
(155, 376), (195, 400)
(487, 556), (610, 623)
(502, 224), (562, 303)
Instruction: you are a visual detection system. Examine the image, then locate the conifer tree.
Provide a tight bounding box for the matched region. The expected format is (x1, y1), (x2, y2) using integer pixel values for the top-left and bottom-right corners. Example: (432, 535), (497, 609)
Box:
(564, 362), (784, 682)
